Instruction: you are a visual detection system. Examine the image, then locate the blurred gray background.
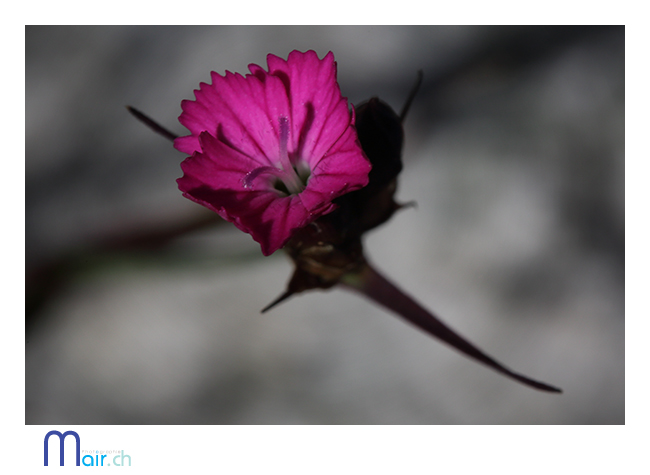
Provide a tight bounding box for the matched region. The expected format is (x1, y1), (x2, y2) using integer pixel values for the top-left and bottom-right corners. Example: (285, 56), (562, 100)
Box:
(26, 26), (624, 424)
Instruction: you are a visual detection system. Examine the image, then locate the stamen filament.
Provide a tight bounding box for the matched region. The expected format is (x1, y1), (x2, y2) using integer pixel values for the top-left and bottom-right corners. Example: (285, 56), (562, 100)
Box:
(241, 117), (309, 195)
(243, 166), (289, 189)
(278, 117), (305, 194)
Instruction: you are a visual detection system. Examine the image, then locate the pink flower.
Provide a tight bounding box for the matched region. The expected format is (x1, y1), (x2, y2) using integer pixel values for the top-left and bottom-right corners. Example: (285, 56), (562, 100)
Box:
(175, 50), (371, 255)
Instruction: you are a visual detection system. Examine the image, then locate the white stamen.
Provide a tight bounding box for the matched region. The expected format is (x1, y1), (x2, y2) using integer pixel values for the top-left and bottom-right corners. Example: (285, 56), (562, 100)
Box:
(277, 116), (304, 194)
(241, 117), (307, 195)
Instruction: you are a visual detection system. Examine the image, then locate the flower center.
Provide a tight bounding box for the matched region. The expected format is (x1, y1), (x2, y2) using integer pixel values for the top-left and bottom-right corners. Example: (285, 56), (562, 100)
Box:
(242, 116), (309, 195)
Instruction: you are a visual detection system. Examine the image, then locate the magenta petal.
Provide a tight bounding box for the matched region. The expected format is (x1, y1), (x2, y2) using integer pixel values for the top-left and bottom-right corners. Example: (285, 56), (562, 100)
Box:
(265, 51), (352, 165)
(178, 185), (317, 256)
(174, 50), (371, 255)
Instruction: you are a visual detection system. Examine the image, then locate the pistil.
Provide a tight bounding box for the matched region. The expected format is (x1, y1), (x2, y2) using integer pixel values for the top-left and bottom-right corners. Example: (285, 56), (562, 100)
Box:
(242, 116), (306, 195)
(277, 116), (305, 194)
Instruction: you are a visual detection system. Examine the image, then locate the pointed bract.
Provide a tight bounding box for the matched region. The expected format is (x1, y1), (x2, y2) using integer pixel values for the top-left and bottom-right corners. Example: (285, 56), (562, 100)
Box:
(341, 263), (563, 393)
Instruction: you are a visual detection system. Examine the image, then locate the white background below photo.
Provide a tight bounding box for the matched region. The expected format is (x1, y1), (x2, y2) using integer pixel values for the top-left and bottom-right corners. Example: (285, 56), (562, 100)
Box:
(25, 26), (624, 425)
